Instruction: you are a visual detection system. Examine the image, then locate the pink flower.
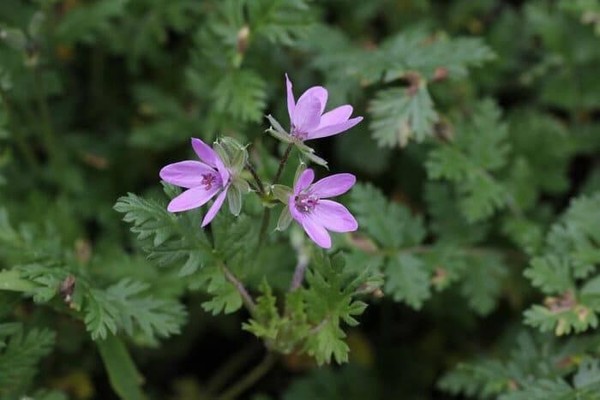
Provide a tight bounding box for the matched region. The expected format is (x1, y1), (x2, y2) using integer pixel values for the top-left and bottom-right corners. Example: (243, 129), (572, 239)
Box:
(160, 138), (230, 227)
(289, 168), (358, 249)
(285, 74), (363, 141)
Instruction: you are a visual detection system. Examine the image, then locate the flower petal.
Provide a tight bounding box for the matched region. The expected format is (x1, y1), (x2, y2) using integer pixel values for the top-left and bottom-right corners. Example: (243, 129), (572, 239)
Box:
(167, 185), (220, 212)
(313, 200), (358, 232)
(309, 173), (356, 198)
(214, 155), (230, 186)
(191, 138), (218, 167)
(285, 73), (295, 121)
(294, 168), (315, 195)
(159, 161), (216, 188)
(297, 86), (328, 116)
(201, 189), (227, 227)
(289, 194), (304, 223)
(292, 94), (322, 133)
(307, 116), (363, 140)
(316, 105), (353, 130)
(302, 216), (331, 248)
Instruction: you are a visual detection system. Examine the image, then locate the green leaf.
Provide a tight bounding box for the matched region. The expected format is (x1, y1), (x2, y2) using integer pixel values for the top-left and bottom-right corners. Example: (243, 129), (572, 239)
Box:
(350, 183), (425, 249)
(426, 100), (511, 222)
(303, 319), (349, 365)
(247, 0), (314, 45)
(460, 252), (507, 316)
(97, 335), (145, 400)
(213, 69), (267, 123)
(114, 192), (212, 276)
(195, 264), (243, 315)
(525, 255), (573, 294)
(369, 84), (438, 147)
(104, 279), (186, 343)
(0, 324), (55, 397)
(384, 254), (430, 309)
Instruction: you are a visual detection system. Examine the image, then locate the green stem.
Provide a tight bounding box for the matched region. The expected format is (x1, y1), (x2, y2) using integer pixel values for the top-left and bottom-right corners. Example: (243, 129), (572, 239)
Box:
(206, 344), (259, 395)
(33, 68), (59, 165)
(258, 208), (271, 245)
(216, 352), (277, 400)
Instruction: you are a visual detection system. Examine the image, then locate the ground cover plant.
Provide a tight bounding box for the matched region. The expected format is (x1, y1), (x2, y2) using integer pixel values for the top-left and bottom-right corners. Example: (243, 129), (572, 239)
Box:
(1, 0), (600, 399)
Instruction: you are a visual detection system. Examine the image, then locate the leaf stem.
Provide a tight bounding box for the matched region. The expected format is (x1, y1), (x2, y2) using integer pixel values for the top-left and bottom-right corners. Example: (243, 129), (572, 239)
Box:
(216, 352), (277, 400)
(221, 263), (256, 314)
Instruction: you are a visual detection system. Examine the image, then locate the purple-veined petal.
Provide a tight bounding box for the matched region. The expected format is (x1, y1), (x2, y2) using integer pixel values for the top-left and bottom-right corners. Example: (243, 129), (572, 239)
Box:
(309, 173), (356, 198)
(302, 216), (332, 248)
(313, 200), (358, 232)
(191, 138), (218, 167)
(201, 189), (228, 227)
(296, 86), (328, 116)
(285, 73), (295, 121)
(294, 168), (315, 195)
(307, 116), (363, 140)
(167, 185), (220, 212)
(292, 95), (322, 133)
(316, 105), (353, 130)
(159, 161), (216, 188)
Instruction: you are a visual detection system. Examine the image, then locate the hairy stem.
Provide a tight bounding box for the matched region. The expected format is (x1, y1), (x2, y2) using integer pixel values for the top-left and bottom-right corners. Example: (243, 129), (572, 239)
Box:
(221, 263), (256, 314)
(216, 352), (277, 400)
(257, 143), (293, 245)
(289, 247), (310, 291)
(246, 160), (265, 196)
(273, 143), (293, 185)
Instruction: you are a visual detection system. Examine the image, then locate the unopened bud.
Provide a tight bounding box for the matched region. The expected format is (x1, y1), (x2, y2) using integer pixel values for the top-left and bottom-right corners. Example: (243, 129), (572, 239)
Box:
(237, 25), (250, 54)
(432, 67), (449, 82)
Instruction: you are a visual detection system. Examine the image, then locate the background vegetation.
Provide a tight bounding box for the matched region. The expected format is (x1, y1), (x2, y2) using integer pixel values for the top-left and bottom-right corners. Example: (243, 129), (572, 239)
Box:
(1, 0), (600, 399)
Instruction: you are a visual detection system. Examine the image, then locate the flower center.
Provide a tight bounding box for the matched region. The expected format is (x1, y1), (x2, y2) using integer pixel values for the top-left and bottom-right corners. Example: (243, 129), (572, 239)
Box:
(295, 193), (319, 213)
(291, 124), (308, 140)
(201, 173), (220, 190)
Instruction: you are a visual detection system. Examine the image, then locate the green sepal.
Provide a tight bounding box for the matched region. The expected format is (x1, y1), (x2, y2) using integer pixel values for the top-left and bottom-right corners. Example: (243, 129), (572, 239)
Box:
(213, 142), (232, 167)
(302, 149), (328, 168)
(217, 137), (248, 173)
(276, 206), (293, 231)
(233, 177), (250, 194)
(294, 162), (307, 185)
(227, 185), (242, 216)
(28, 12), (46, 39)
(0, 27), (27, 51)
(266, 114), (289, 136)
(267, 127), (293, 143)
(271, 184), (292, 203)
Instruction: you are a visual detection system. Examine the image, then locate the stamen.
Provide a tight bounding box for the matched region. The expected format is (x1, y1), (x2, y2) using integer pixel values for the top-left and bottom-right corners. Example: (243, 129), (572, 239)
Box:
(201, 173), (218, 190)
